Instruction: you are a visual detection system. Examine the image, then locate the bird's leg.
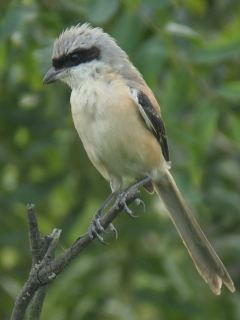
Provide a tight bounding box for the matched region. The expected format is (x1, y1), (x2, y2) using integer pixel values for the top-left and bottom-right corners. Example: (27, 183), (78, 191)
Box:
(88, 191), (118, 242)
(88, 176), (151, 242)
(116, 176), (151, 218)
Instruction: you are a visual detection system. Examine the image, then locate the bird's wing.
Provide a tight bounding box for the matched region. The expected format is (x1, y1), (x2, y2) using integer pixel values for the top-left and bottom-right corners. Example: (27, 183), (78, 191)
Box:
(129, 88), (170, 162)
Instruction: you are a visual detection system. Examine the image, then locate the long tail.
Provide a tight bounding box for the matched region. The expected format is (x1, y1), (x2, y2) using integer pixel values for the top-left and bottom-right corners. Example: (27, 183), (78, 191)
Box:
(154, 170), (235, 295)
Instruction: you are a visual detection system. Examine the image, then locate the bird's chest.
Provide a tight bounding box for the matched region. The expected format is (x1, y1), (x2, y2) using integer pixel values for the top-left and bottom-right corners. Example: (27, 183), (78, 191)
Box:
(71, 81), (103, 124)
(70, 79), (127, 163)
(71, 80), (118, 135)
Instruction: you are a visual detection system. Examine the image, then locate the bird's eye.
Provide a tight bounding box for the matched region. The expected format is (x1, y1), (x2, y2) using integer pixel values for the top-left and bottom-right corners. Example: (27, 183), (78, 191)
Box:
(69, 52), (80, 62)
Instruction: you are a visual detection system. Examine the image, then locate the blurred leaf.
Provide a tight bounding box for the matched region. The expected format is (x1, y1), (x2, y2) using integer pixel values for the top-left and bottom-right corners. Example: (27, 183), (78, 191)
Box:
(192, 101), (218, 151)
(135, 36), (166, 85)
(111, 11), (145, 53)
(216, 81), (240, 102)
(0, 5), (37, 41)
(85, 0), (119, 24)
(180, 0), (207, 14)
(140, 0), (169, 10)
(191, 40), (240, 64)
(165, 22), (200, 39)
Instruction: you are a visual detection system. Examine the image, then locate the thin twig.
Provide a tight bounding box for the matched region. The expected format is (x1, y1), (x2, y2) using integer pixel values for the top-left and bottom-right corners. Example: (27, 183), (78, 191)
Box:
(11, 267), (40, 320)
(27, 204), (42, 265)
(26, 287), (47, 320)
(11, 206), (62, 320)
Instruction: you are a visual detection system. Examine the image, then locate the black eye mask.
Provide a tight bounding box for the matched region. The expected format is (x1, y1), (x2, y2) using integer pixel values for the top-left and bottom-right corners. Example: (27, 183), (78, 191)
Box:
(52, 46), (100, 69)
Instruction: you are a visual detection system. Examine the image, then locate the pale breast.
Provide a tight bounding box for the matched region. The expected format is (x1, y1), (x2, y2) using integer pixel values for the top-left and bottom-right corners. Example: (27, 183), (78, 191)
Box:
(70, 77), (126, 179)
(70, 76), (163, 181)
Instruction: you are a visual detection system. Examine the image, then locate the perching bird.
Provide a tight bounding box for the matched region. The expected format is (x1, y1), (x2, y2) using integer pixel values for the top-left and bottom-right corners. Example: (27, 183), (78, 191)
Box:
(43, 23), (235, 295)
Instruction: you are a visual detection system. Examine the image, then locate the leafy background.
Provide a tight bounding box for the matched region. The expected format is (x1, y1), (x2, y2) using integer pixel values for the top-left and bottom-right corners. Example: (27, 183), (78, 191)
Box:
(1, 0), (240, 319)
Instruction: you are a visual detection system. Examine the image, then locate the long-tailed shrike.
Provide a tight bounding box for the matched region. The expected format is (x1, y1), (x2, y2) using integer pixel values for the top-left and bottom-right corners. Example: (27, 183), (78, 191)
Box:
(43, 23), (235, 295)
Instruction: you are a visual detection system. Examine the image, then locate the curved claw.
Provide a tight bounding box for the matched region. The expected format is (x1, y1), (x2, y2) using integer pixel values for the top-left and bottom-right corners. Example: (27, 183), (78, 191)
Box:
(117, 193), (138, 218)
(124, 205), (138, 218)
(109, 223), (118, 240)
(135, 198), (146, 212)
(95, 218), (104, 232)
(88, 219), (106, 244)
(116, 184), (147, 218)
(87, 191), (119, 243)
(95, 232), (106, 244)
(122, 201), (133, 216)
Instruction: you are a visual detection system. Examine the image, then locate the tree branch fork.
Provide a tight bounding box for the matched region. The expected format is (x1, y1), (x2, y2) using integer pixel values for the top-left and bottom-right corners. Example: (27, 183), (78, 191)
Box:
(10, 182), (146, 320)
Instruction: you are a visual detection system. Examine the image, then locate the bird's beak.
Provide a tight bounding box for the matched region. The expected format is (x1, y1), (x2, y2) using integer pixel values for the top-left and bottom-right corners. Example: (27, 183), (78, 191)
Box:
(43, 67), (64, 84)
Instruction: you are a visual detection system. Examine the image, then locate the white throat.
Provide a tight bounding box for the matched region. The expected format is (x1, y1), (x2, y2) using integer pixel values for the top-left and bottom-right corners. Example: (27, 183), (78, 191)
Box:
(62, 61), (110, 90)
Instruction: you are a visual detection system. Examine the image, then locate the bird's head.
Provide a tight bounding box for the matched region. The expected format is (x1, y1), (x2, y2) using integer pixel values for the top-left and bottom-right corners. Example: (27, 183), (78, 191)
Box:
(43, 23), (144, 89)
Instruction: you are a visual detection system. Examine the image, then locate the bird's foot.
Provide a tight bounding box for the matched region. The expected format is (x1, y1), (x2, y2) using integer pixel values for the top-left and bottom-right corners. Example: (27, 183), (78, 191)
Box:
(117, 190), (138, 218)
(135, 197), (146, 212)
(116, 176), (150, 217)
(116, 191), (145, 218)
(88, 213), (105, 243)
(88, 212), (118, 243)
(88, 192), (118, 243)
(88, 177), (150, 241)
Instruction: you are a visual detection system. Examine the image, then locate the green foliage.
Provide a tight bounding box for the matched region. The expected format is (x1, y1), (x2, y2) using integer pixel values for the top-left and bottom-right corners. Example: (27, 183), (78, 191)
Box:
(0, 0), (240, 319)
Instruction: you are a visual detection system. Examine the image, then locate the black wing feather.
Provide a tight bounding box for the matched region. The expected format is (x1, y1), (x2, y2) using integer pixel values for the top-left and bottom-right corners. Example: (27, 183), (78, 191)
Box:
(137, 91), (170, 162)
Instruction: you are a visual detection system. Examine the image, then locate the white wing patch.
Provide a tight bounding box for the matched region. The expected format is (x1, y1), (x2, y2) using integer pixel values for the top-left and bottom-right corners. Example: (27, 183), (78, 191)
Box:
(128, 87), (170, 163)
(129, 88), (157, 135)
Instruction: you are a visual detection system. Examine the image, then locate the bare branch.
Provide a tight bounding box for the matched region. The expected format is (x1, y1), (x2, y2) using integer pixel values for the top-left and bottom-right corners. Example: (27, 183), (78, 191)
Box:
(11, 179), (147, 319)
(27, 204), (42, 265)
(27, 287), (47, 320)
(11, 267), (39, 320)
(11, 207), (62, 320)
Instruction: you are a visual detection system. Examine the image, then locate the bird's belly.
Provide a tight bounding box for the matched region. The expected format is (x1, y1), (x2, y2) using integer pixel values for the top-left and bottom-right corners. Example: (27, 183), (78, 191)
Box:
(70, 81), (163, 181)
(72, 111), (140, 179)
